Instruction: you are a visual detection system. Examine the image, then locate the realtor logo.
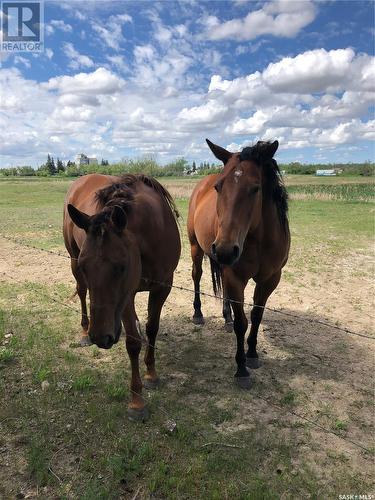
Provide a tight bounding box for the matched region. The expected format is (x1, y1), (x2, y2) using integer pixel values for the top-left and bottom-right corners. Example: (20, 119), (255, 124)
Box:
(1, 1), (44, 52)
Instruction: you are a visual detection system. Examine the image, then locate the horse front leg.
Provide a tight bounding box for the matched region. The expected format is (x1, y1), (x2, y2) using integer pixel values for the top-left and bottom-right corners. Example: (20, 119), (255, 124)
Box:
(71, 258), (91, 346)
(122, 297), (147, 421)
(223, 269), (250, 389)
(143, 283), (171, 389)
(190, 242), (205, 325)
(246, 271), (281, 369)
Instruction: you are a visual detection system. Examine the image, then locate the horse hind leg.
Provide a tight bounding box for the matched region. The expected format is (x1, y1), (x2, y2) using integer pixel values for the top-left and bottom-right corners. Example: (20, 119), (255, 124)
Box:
(190, 242), (205, 325)
(246, 271), (281, 369)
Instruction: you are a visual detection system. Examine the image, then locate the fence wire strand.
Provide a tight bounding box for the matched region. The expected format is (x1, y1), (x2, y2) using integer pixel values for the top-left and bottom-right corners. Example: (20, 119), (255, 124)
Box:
(1, 233), (373, 340)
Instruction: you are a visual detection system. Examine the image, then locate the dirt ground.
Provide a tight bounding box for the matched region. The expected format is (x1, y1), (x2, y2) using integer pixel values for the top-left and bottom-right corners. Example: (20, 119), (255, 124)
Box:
(0, 233), (374, 497)
(1, 236), (373, 335)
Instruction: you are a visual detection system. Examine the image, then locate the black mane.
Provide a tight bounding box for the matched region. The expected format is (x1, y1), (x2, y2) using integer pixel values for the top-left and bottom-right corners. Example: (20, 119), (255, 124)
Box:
(95, 173), (179, 224)
(240, 142), (288, 227)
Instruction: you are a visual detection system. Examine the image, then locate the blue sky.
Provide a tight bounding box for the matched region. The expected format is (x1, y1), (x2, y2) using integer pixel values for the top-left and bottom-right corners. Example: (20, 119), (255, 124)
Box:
(0, 0), (374, 167)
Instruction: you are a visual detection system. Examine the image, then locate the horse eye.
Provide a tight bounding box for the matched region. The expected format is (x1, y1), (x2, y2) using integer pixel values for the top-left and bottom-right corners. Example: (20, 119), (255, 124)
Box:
(249, 186), (260, 195)
(214, 181), (223, 193)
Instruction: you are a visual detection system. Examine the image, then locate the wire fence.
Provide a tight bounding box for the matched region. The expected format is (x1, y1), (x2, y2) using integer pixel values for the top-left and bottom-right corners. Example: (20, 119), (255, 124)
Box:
(0, 233), (373, 454)
(1, 233), (373, 340)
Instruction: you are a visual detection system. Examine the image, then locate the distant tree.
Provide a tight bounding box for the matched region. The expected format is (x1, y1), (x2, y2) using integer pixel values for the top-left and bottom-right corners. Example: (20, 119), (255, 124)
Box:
(200, 162), (203, 169)
(360, 162), (374, 177)
(101, 159), (109, 166)
(56, 158), (65, 173)
(66, 162), (80, 177)
(192, 161), (196, 172)
(45, 154), (56, 175)
(36, 163), (49, 177)
(18, 166), (35, 176)
(163, 158), (189, 176)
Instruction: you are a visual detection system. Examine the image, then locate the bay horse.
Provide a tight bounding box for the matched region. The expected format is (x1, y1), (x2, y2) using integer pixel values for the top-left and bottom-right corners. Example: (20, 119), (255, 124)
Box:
(187, 140), (290, 389)
(63, 173), (181, 419)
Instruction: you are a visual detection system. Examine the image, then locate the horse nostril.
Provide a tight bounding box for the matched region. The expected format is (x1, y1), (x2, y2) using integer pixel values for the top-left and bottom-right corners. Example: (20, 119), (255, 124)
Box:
(233, 245), (240, 259)
(103, 335), (114, 348)
(211, 243), (217, 256)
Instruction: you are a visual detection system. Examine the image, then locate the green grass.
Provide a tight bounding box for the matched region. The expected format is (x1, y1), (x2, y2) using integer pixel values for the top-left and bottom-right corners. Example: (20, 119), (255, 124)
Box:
(0, 176), (373, 499)
(334, 420), (348, 432)
(288, 182), (374, 202)
(0, 347), (14, 363)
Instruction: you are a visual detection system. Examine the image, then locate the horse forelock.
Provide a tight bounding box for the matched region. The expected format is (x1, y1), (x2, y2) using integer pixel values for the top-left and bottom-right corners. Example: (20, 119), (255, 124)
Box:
(95, 182), (134, 208)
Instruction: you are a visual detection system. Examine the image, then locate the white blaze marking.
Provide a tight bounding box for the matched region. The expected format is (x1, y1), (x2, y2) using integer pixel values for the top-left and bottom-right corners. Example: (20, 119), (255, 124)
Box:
(234, 169), (243, 183)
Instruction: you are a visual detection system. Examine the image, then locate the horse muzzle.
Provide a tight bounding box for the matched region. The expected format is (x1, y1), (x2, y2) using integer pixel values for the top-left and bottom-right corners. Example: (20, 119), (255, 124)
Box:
(211, 242), (240, 266)
(89, 325), (121, 350)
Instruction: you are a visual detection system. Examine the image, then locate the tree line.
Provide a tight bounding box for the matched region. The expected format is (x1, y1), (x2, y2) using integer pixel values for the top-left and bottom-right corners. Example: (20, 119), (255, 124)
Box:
(0, 156), (222, 178)
(0, 155), (373, 177)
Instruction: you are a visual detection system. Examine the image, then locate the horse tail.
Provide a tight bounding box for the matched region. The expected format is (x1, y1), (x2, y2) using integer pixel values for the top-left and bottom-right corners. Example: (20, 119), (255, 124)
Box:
(209, 257), (222, 297)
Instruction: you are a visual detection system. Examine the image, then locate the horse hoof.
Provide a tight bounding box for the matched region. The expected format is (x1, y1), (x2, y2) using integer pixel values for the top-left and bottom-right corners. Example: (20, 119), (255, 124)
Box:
(80, 336), (92, 347)
(246, 357), (262, 369)
(127, 406), (149, 422)
(224, 321), (233, 333)
(143, 378), (160, 390)
(235, 376), (251, 390)
(193, 316), (204, 325)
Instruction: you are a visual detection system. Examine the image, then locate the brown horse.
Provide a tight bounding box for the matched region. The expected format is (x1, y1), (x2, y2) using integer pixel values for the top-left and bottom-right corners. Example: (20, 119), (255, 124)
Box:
(187, 140), (290, 388)
(63, 173), (181, 419)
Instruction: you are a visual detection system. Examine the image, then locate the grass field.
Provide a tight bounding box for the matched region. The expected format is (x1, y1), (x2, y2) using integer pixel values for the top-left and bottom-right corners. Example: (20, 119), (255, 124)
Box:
(0, 175), (374, 499)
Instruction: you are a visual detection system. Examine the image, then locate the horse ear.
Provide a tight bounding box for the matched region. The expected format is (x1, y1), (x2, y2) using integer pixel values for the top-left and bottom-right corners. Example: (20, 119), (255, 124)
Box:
(111, 205), (127, 232)
(266, 140), (279, 158)
(206, 139), (232, 164)
(68, 204), (90, 232)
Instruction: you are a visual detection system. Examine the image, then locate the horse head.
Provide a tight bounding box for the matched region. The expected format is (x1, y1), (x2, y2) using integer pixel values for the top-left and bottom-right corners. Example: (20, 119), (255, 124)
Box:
(206, 138), (279, 266)
(68, 202), (139, 349)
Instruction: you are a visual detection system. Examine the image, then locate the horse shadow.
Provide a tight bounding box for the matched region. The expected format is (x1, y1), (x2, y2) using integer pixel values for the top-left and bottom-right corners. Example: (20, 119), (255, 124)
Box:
(159, 307), (373, 396)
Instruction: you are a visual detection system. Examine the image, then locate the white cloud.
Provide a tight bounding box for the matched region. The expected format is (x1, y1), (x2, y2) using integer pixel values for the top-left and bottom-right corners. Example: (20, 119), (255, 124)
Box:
(44, 68), (124, 95)
(154, 25), (172, 45)
(132, 45), (193, 89)
(45, 48), (54, 60)
(54, 105), (94, 122)
(204, 0), (316, 41)
(209, 49), (375, 105)
(263, 48), (355, 93)
(226, 110), (269, 134)
(106, 55), (128, 73)
(46, 19), (73, 35)
(133, 45), (156, 62)
(57, 94), (100, 107)
(178, 100), (229, 127)
(0, 42), (373, 167)
(63, 42), (94, 70)
(13, 56), (31, 69)
(92, 13), (132, 50)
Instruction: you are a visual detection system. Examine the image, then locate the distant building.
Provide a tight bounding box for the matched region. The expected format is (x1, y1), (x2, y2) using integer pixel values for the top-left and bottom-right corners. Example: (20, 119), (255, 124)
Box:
(316, 169), (336, 176)
(74, 153), (98, 166)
